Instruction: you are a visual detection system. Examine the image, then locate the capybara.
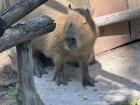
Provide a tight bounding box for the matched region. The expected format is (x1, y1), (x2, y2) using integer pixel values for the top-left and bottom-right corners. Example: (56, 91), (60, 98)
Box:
(23, 0), (97, 87)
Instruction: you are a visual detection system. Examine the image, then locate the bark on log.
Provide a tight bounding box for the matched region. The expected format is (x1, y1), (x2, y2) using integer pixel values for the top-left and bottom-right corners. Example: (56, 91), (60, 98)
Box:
(1, 0), (48, 27)
(94, 8), (140, 27)
(16, 41), (44, 105)
(0, 0), (48, 36)
(0, 15), (56, 53)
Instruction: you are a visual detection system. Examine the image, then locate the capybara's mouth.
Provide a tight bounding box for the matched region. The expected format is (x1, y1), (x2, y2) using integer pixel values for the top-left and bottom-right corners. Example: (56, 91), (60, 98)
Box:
(64, 41), (79, 52)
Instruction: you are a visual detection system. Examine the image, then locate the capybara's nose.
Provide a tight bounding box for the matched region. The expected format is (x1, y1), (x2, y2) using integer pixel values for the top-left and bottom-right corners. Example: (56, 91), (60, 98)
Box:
(65, 37), (76, 45)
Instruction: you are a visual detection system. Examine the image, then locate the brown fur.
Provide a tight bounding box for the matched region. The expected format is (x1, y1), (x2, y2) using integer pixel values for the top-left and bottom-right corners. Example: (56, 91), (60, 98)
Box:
(23, 0), (97, 86)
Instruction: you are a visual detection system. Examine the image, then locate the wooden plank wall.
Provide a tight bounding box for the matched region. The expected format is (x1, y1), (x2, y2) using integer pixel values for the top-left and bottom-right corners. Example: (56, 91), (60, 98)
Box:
(128, 0), (140, 40)
(89, 0), (130, 54)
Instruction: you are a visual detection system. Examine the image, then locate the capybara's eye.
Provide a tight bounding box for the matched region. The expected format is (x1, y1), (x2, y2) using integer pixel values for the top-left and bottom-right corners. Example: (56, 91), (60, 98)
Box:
(83, 22), (87, 26)
(70, 23), (73, 27)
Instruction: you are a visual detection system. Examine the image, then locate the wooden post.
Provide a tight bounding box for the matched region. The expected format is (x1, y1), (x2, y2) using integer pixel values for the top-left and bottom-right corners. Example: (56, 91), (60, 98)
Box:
(16, 41), (44, 105)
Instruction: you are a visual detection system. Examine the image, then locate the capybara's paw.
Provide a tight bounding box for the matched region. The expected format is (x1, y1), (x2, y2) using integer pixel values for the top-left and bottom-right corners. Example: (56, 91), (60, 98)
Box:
(34, 66), (48, 78)
(82, 76), (97, 87)
(33, 56), (48, 78)
(53, 72), (67, 86)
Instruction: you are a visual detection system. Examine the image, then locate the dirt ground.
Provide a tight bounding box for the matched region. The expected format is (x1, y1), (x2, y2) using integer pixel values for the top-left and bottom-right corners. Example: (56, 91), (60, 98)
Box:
(0, 41), (140, 105)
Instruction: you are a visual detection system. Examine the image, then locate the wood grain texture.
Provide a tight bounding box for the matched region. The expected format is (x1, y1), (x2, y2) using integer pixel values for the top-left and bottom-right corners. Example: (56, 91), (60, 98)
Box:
(0, 0), (15, 16)
(128, 0), (140, 40)
(89, 0), (130, 54)
(90, 0), (128, 17)
(1, 0), (48, 27)
(95, 8), (140, 27)
(0, 0), (6, 14)
(16, 41), (44, 105)
(0, 16), (55, 53)
(95, 35), (131, 54)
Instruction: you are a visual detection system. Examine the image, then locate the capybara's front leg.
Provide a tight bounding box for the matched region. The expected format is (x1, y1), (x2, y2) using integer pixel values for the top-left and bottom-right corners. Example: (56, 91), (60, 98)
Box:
(53, 56), (67, 85)
(80, 58), (96, 87)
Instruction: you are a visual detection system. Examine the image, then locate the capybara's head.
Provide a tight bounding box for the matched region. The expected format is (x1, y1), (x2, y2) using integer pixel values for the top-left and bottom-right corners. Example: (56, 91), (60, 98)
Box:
(64, 5), (96, 51)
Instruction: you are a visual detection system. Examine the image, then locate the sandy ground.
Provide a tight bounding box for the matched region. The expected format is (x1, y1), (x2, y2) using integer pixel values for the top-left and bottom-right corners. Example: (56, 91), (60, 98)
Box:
(0, 42), (140, 105)
(35, 41), (140, 105)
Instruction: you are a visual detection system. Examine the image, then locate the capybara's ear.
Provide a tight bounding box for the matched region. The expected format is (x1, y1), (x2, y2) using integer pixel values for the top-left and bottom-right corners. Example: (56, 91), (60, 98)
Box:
(68, 4), (72, 9)
(86, 7), (95, 16)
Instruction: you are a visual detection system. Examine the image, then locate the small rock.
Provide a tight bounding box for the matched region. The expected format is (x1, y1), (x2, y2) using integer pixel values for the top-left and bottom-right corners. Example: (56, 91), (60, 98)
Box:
(81, 95), (88, 101)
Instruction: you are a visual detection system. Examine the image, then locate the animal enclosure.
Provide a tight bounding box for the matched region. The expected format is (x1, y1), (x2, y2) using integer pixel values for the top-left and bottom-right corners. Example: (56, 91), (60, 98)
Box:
(0, 0), (140, 105)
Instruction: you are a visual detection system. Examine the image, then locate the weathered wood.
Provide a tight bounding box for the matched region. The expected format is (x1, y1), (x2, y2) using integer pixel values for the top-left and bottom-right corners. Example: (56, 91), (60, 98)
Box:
(128, 0), (140, 40)
(94, 8), (140, 27)
(1, 0), (48, 27)
(0, 0), (48, 36)
(89, 0), (130, 54)
(0, 15), (56, 53)
(0, 0), (12, 36)
(16, 41), (44, 105)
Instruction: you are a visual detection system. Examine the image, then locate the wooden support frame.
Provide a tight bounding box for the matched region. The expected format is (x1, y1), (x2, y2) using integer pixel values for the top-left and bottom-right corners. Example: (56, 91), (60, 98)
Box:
(0, 0), (56, 104)
(0, 15), (55, 105)
(16, 41), (44, 105)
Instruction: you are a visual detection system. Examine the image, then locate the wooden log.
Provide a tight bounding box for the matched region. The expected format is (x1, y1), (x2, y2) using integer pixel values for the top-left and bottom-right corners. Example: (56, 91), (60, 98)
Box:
(16, 41), (44, 105)
(0, 0), (48, 36)
(94, 8), (140, 27)
(1, 0), (48, 26)
(0, 15), (56, 53)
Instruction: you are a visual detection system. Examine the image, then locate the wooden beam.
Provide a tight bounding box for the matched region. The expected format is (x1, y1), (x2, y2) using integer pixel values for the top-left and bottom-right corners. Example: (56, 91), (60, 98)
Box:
(0, 0), (48, 36)
(16, 41), (44, 105)
(94, 8), (140, 27)
(0, 15), (56, 53)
